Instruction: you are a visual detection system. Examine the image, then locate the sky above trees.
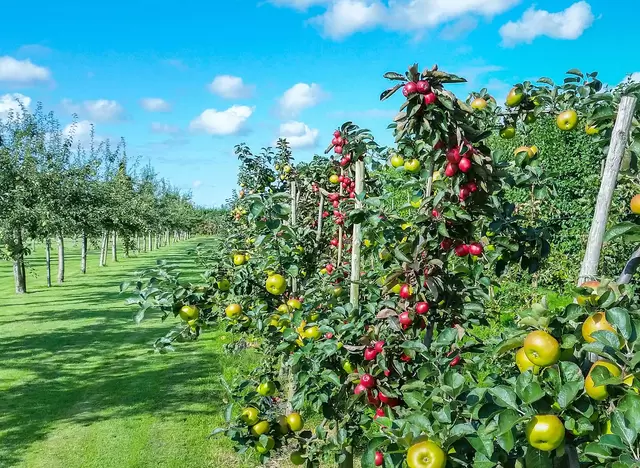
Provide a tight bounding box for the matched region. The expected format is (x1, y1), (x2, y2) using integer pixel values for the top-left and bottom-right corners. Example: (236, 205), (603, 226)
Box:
(1, 0), (638, 206)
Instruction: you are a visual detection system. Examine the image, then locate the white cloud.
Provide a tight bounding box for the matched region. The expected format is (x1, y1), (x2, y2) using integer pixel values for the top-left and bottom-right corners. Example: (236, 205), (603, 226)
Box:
(278, 83), (325, 117)
(278, 121), (319, 149)
(0, 93), (31, 118)
(63, 120), (102, 146)
(276, 0), (521, 39)
(312, 0), (385, 39)
(208, 75), (255, 99)
(0, 56), (51, 84)
(189, 105), (254, 135)
(140, 98), (171, 112)
(500, 2), (594, 46)
(151, 122), (180, 134)
(629, 72), (640, 82)
(193, 180), (203, 188)
(62, 99), (124, 122)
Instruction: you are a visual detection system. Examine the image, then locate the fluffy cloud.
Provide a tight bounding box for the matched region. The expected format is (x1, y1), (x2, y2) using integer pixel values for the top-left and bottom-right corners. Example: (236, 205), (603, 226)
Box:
(189, 105), (254, 135)
(140, 98), (171, 112)
(208, 75), (255, 99)
(278, 83), (325, 117)
(274, 0), (520, 39)
(278, 121), (319, 149)
(0, 56), (51, 84)
(62, 99), (124, 122)
(63, 120), (102, 146)
(151, 122), (180, 134)
(0, 93), (31, 118)
(500, 2), (594, 46)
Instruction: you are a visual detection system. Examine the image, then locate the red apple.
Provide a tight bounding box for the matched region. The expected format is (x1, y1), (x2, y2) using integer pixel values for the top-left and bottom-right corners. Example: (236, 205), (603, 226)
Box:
(399, 284), (411, 299)
(367, 390), (380, 407)
(440, 238), (453, 251)
(454, 244), (469, 257)
(424, 92), (436, 105)
(354, 383), (367, 395)
(468, 242), (484, 256)
(467, 181), (478, 192)
(360, 374), (376, 389)
(431, 209), (440, 218)
(335, 145), (343, 154)
(326, 263), (334, 274)
(398, 311), (412, 326)
(374, 341), (385, 353)
(458, 157), (472, 173)
(416, 80), (430, 94)
(325, 332), (334, 339)
(403, 82), (417, 96)
(375, 452), (384, 466)
(450, 355), (462, 367)
(415, 302), (429, 315)
(330, 238), (339, 246)
(444, 162), (458, 177)
(400, 353), (412, 362)
(364, 347), (378, 361)
(446, 147), (461, 164)
(459, 187), (470, 201)
(384, 369), (391, 377)
(333, 130), (341, 138)
(374, 408), (385, 419)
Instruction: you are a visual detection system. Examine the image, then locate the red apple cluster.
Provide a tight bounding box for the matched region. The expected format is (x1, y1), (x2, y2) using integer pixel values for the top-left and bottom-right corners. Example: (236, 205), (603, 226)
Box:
(402, 80), (436, 106)
(454, 242), (484, 257)
(331, 130), (353, 166)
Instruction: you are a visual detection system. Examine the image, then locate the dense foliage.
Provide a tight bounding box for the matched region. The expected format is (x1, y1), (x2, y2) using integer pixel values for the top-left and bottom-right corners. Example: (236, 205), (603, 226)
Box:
(127, 65), (640, 468)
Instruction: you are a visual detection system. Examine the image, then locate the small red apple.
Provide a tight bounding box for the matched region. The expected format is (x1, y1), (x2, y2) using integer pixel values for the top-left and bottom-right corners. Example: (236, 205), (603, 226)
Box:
(467, 181), (478, 192)
(325, 332), (334, 339)
(403, 82), (417, 96)
(424, 92), (436, 105)
(431, 209), (440, 218)
(333, 130), (341, 137)
(335, 145), (343, 154)
(374, 341), (385, 353)
(440, 238), (453, 250)
(374, 408), (385, 419)
(400, 353), (411, 362)
(360, 374), (376, 389)
(458, 157), (472, 173)
(326, 263), (334, 274)
(450, 355), (462, 367)
(415, 302), (429, 315)
(398, 311), (412, 326)
(375, 451), (384, 466)
(399, 284), (411, 299)
(384, 369), (391, 377)
(446, 147), (461, 164)
(444, 162), (458, 177)
(354, 383), (367, 395)
(459, 187), (470, 201)
(364, 347), (378, 361)
(330, 238), (339, 247)
(468, 242), (484, 256)
(416, 80), (430, 94)
(454, 244), (469, 257)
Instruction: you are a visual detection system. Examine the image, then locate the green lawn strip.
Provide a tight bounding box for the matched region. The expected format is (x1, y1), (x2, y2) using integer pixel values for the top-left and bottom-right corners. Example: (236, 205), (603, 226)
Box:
(0, 238), (257, 468)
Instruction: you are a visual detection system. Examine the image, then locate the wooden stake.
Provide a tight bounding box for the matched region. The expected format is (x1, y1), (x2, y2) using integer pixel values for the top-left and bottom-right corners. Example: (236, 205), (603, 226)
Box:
(578, 95), (637, 285)
(316, 193), (324, 243)
(290, 180), (298, 294)
(349, 160), (365, 308)
(337, 168), (345, 266)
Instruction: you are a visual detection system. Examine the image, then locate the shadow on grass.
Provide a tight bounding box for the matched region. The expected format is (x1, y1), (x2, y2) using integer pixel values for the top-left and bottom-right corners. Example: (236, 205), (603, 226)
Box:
(0, 317), (226, 467)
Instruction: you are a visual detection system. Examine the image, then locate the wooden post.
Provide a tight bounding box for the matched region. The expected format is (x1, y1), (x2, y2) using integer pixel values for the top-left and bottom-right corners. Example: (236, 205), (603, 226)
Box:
(316, 193), (324, 243)
(290, 180), (298, 294)
(349, 160), (365, 307)
(45, 238), (52, 287)
(578, 95), (637, 285)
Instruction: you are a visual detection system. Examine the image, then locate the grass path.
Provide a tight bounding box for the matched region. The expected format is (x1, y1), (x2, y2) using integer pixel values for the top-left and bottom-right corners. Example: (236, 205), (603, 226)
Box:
(0, 238), (258, 468)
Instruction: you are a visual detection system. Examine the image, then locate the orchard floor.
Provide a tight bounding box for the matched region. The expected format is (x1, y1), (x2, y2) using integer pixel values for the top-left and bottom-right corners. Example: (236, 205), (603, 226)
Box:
(0, 237), (264, 468)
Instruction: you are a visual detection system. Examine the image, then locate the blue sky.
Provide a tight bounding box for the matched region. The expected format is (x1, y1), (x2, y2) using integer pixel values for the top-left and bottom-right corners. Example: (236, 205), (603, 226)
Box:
(1, 0), (638, 206)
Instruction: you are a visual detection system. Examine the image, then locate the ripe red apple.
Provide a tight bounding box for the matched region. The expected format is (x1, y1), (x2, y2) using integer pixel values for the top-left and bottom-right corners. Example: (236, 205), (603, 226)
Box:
(440, 238), (453, 251)
(434, 140), (445, 150)
(374, 341), (385, 353)
(354, 383), (367, 395)
(446, 147), (461, 164)
(403, 82), (417, 96)
(454, 244), (469, 257)
(424, 92), (436, 105)
(360, 374), (376, 389)
(416, 80), (430, 94)
(374, 408), (385, 419)
(415, 302), (429, 315)
(467, 181), (478, 192)
(331, 137), (339, 146)
(325, 332), (334, 339)
(431, 209), (440, 218)
(399, 284), (411, 299)
(458, 157), (472, 173)
(450, 355), (462, 367)
(322, 211), (329, 218)
(468, 242), (484, 256)
(459, 187), (470, 201)
(330, 238), (339, 247)
(384, 369), (391, 377)
(398, 311), (412, 326)
(375, 451), (384, 466)
(335, 145), (343, 154)
(326, 263), (334, 274)
(367, 390), (380, 407)
(364, 347), (378, 361)
(333, 130), (341, 138)
(400, 353), (412, 362)
(445, 162), (458, 177)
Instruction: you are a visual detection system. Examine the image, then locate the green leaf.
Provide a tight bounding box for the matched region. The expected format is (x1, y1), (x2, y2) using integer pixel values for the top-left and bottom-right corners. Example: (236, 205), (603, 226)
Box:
(224, 403), (233, 423)
(606, 307), (632, 340)
(557, 381), (583, 409)
(611, 410), (638, 446)
(321, 370), (341, 386)
(525, 448), (552, 468)
(433, 327), (458, 347)
(584, 442), (612, 458)
(250, 201), (264, 217)
(599, 434), (626, 450)
(393, 245), (412, 263)
(591, 330), (621, 349)
(604, 222), (640, 242)
(489, 386), (519, 410)
(498, 409), (521, 435)
(520, 381), (545, 404)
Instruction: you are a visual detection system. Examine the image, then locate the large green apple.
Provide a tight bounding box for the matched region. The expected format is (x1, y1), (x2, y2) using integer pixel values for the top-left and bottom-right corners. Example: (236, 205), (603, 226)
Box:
(556, 109), (578, 131)
(506, 87), (524, 107)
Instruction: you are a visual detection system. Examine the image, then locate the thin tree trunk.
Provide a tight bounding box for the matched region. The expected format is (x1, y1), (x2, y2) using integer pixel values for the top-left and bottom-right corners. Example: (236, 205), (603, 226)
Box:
(81, 232), (87, 274)
(124, 235), (130, 258)
(579, 95), (637, 285)
(57, 234), (65, 284)
(45, 238), (52, 287)
(100, 230), (108, 267)
(13, 229), (27, 294)
(148, 232), (152, 251)
(112, 231), (118, 262)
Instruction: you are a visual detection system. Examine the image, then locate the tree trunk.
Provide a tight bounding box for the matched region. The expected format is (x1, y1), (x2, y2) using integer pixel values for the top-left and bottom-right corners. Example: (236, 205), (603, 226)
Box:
(13, 229), (27, 294)
(81, 232), (87, 274)
(100, 230), (108, 267)
(578, 95), (637, 285)
(124, 235), (130, 258)
(45, 238), (52, 287)
(112, 231), (118, 262)
(148, 232), (152, 251)
(57, 235), (65, 284)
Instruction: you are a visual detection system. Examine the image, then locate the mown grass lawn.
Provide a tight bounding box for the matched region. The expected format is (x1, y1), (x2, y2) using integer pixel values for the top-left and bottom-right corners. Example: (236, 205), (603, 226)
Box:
(0, 237), (260, 468)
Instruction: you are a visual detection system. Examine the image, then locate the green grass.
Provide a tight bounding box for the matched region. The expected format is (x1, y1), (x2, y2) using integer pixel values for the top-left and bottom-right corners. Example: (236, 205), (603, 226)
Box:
(0, 238), (260, 468)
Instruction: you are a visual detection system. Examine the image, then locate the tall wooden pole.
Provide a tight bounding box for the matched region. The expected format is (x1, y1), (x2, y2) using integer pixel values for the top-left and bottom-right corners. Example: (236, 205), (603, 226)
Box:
(337, 168), (345, 266)
(349, 160), (365, 307)
(316, 193), (324, 242)
(578, 95), (637, 285)
(290, 180), (298, 294)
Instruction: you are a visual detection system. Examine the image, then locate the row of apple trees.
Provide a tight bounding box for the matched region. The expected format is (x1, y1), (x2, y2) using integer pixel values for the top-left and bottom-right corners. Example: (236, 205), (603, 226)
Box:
(125, 65), (640, 468)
